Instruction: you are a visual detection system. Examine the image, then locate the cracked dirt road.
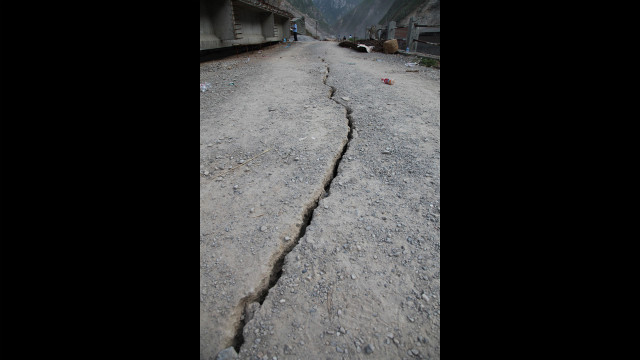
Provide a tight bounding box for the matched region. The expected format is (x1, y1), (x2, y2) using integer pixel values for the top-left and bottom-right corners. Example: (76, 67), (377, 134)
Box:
(200, 40), (440, 360)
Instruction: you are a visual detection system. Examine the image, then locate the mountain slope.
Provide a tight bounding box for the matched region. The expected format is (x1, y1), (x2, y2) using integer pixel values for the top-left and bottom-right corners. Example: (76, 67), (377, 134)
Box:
(332, 0), (395, 38)
(285, 0), (327, 22)
(311, 0), (363, 26)
(379, 0), (440, 25)
(276, 0), (332, 37)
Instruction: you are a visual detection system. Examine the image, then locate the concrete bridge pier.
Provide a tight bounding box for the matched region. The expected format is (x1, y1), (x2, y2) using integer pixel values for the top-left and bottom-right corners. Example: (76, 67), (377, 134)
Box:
(200, 0), (292, 51)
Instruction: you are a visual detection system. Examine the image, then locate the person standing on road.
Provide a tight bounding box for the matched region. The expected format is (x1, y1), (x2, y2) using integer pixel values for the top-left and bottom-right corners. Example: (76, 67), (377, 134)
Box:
(291, 22), (298, 41)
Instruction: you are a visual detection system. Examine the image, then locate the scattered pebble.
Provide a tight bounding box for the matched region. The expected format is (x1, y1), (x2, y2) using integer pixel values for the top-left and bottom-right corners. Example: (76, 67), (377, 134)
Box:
(215, 347), (237, 360)
(364, 344), (374, 354)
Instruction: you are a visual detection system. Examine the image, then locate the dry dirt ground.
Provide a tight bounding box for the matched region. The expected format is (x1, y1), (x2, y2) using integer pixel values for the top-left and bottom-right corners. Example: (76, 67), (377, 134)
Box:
(200, 39), (440, 360)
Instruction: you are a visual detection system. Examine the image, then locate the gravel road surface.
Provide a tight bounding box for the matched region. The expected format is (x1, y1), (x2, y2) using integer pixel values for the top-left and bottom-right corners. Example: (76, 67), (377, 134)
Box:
(200, 39), (440, 360)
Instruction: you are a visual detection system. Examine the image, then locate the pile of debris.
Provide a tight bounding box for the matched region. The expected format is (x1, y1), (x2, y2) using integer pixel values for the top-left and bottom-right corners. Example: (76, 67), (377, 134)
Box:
(339, 40), (383, 52)
(338, 39), (408, 54)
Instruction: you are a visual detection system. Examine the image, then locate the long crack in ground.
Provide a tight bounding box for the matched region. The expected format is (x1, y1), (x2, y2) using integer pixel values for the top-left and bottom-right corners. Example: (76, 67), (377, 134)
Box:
(231, 62), (354, 353)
